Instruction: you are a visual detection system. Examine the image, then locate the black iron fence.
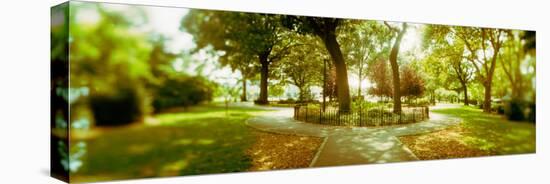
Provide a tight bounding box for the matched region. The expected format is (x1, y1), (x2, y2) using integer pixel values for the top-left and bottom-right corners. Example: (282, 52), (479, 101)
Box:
(294, 104), (429, 127)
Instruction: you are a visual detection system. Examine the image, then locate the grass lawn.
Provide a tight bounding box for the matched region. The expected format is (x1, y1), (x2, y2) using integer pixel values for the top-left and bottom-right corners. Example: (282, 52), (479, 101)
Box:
(400, 105), (535, 160)
(70, 103), (271, 182)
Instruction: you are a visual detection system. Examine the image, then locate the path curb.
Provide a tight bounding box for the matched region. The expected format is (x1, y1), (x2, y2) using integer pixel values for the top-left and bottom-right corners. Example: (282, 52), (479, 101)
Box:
(309, 137), (329, 167)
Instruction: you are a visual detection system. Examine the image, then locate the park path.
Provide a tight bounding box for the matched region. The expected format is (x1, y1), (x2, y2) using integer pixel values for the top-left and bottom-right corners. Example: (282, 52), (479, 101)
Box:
(246, 104), (461, 167)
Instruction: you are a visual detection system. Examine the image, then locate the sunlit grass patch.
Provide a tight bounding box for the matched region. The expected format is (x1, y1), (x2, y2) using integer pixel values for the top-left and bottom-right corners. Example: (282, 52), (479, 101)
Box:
(432, 105), (535, 155)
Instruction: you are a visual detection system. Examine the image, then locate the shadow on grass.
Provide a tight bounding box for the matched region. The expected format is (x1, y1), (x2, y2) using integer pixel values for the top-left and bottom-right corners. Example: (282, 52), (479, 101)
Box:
(71, 103), (272, 183)
(432, 106), (535, 155)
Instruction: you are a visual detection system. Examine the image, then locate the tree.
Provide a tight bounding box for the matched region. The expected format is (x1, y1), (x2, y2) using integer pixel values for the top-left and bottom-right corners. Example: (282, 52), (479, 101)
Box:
(70, 5), (154, 123)
(454, 27), (506, 112)
(384, 22), (408, 113)
(280, 35), (323, 102)
(339, 21), (392, 99)
(500, 30), (528, 100)
(400, 64), (426, 101)
(219, 52), (258, 101)
(423, 25), (474, 105)
(183, 11), (292, 104)
(147, 35), (178, 84)
(283, 17), (351, 112)
(368, 59), (393, 100)
(324, 61), (338, 102)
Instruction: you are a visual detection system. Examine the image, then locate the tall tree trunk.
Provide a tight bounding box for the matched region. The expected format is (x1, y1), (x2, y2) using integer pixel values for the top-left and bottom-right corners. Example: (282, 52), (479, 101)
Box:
(257, 54), (269, 105)
(322, 58), (327, 112)
(482, 47), (500, 112)
(358, 60), (363, 101)
(483, 81), (492, 112)
(321, 33), (351, 112)
(241, 77), (247, 102)
(389, 23), (407, 114)
(461, 81), (469, 106)
(482, 63), (496, 112)
(298, 86), (305, 102)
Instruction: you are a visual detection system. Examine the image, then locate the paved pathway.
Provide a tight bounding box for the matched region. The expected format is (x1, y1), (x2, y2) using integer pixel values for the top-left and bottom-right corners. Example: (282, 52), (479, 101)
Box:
(246, 104), (461, 167)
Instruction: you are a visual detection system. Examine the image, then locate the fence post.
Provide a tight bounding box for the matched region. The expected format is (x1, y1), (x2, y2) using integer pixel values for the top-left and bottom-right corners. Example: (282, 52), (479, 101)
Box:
(426, 106), (430, 119)
(319, 106), (322, 124)
(305, 105), (308, 122)
(359, 110), (363, 127)
(294, 106), (297, 119)
(337, 110), (340, 126)
(413, 109), (416, 122)
(380, 108), (383, 126)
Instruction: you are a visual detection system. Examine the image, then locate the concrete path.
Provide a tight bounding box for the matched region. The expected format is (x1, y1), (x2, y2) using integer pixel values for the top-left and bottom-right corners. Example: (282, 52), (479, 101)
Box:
(246, 104), (461, 167)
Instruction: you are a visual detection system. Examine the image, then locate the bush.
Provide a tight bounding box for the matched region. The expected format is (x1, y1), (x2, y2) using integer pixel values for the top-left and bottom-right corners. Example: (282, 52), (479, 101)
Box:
(278, 98), (296, 104)
(411, 98), (431, 107)
(152, 76), (215, 112)
(504, 99), (525, 121)
(90, 87), (143, 126)
(493, 104), (505, 114)
(297, 99), (319, 104)
(365, 108), (394, 118)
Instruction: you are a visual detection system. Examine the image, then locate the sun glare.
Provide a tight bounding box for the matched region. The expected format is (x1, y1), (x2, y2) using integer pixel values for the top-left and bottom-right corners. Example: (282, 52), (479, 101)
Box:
(400, 24), (423, 53)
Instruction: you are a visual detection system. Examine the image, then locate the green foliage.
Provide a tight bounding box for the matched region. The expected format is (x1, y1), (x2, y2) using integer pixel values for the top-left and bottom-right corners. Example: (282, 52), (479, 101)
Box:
(268, 83), (286, 98)
(184, 10), (292, 104)
(69, 4), (222, 126)
(69, 5), (154, 89)
(147, 36), (179, 84)
(282, 16), (352, 111)
(152, 76), (217, 112)
(69, 4), (155, 125)
(435, 88), (459, 102)
(339, 20), (391, 76)
(279, 34), (324, 101)
(183, 11), (284, 57)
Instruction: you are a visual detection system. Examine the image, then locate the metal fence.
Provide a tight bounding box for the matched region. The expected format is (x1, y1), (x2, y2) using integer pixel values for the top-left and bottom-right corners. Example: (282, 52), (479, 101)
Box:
(294, 105), (429, 127)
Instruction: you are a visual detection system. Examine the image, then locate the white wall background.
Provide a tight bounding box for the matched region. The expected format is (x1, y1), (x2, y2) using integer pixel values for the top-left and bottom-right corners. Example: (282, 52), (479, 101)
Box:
(0, 0), (547, 183)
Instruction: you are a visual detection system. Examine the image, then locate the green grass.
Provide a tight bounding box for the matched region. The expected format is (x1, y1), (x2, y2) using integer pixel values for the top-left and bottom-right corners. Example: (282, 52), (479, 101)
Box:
(432, 105), (536, 155)
(71, 103), (270, 182)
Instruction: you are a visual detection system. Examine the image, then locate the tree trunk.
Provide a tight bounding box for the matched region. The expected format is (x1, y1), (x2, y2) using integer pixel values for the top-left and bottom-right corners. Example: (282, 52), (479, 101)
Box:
(298, 86), (305, 102)
(321, 33), (351, 112)
(483, 46), (500, 112)
(462, 82), (469, 106)
(358, 60), (363, 101)
(257, 54), (269, 105)
(241, 77), (247, 102)
(322, 58), (327, 112)
(483, 82), (492, 112)
(389, 23), (407, 114)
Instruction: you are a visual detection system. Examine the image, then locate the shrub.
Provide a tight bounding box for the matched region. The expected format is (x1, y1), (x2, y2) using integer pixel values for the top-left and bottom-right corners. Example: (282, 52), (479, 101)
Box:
(467, 99), (478, 106)
(152, 76), (215, 112)
(494, 104), (505, 114)
(411, 98), (431, 107)
(297, 99), (319, 104)
(504, 99), (525, 121)
(278, 98), (296, 104)
(90, 87), (143, 126)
